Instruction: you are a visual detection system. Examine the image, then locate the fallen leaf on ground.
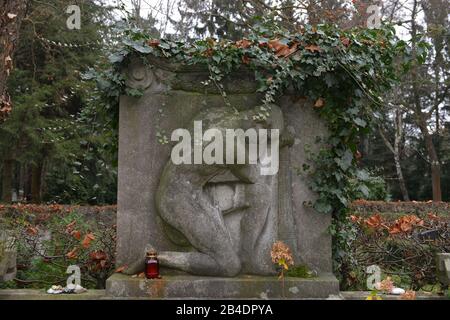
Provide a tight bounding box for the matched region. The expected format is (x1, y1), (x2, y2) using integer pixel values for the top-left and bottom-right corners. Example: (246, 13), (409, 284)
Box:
(115, 265), (128, 273)
(400, 290), (416, 300)
(71, 230), (81, 240)
(81, 232), (95, 248)
(364, 213), (383, 229)
(66, 248), (78, 259)
(305, 44), (321, 52)
(26, 226), (38, 235)
(65, 220), (76, 233)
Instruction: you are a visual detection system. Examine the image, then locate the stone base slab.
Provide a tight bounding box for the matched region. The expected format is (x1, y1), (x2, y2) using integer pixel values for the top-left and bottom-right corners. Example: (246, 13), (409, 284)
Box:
(106, 273), (339, 299)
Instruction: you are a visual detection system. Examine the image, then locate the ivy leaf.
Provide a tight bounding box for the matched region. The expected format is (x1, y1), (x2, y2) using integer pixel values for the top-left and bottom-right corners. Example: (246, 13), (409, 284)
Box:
(108, 52), (125, 63)
(314, 200), (332, 214)
(313, 65), (326, 76)
(359, 184), (370, 198)
(159, 41), (171, 50)
(123, 38), (152, 54)
(354, 118), (367, 127)
(356, 170), (370, 181)
(336, 150), (353, 171)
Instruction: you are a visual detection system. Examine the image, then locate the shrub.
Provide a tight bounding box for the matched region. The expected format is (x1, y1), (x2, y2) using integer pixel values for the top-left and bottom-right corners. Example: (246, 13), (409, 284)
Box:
(341, 210), (449, 291)
(0, 204), (116, 289)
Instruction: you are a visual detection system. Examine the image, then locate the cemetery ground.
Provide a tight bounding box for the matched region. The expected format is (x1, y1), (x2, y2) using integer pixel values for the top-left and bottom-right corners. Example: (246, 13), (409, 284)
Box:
(0, 201), (449, 300)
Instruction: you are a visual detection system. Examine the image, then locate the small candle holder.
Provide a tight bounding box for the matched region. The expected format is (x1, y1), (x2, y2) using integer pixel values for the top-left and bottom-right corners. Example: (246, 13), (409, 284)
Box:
(144, 249), (160, 279)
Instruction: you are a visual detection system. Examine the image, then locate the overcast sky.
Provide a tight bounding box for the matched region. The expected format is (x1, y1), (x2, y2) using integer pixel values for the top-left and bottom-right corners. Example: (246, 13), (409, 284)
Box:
(106, 0), (421, 39)
(108, 0), (180, 35)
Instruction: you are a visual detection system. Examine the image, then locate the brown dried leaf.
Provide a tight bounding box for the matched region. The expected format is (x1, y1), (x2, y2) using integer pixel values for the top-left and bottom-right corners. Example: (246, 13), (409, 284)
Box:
(89, 250), (107, 261)
(236, 39), (252, 49)
(65, 220), (76, 233)
(241, 55), (251, 64)
(314, 98), (325, 108)
(81, 232), (95, 248)
(115, 265), (127, 273)
(66, 248), (78, 259)
(26, 226), (38, 236)
(340, 37), (351, 47)
(305, 44), (321, 53)
(147, 39), (160, 47)
(71, 230), (81, 240)
(400, 290), (416, 300)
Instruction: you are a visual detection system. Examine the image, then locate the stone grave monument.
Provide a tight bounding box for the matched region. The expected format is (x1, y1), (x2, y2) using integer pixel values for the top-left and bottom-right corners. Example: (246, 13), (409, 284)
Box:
(106, 56), (339, 298)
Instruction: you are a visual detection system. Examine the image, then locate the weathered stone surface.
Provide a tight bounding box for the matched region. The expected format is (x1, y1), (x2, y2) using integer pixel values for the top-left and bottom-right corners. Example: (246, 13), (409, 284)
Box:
(114, 57), (337, 296)
(106, 273), (339, 299)
(2, 289), (448, 300)
(0, 234), (16, 282)
(436, 253), (450, 286)
(280, 96), (332, 273)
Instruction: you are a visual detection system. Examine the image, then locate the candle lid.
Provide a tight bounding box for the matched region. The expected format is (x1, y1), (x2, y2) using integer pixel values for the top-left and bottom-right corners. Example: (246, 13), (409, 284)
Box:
(146, 249), (158, 257)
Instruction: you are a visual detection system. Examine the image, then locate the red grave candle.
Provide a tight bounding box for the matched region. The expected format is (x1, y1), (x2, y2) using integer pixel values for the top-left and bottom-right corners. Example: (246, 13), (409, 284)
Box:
(145, 250), (160, 279)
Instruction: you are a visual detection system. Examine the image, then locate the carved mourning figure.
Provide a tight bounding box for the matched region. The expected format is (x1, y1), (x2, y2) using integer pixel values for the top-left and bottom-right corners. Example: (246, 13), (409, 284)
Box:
(124, 104), (289, 276)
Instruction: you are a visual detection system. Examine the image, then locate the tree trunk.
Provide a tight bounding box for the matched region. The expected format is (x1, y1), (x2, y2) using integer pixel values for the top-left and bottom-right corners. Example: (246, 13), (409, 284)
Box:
(419, 117), (442, 202)
(393, 153), (410, 201)
(24, 165), (32, 202)
(31, 163), (42, 203)
(379, 108), (410, 201)
(393, 110), (409, 201)
(410, 0), (442, 202)
(1, 160), (13, 202)
(0, 0), (29, 120)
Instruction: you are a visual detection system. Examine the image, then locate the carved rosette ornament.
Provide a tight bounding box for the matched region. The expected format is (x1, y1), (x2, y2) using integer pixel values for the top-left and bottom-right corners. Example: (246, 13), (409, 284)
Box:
(125, 59), (154, 90)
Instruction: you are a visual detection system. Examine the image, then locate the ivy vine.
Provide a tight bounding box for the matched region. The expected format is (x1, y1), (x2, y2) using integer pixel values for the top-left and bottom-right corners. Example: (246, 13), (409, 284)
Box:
(89, 20), (420, 275)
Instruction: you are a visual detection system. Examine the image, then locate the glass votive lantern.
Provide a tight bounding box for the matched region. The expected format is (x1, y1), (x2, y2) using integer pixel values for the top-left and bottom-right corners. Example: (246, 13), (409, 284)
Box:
(144, 249), (160, 279)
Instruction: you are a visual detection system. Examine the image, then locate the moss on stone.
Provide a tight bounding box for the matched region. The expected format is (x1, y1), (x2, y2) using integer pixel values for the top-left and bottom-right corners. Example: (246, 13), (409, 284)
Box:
(286, 265), (316, 278)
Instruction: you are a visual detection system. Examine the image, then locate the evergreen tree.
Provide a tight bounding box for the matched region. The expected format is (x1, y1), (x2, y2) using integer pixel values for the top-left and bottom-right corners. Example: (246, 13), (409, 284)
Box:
(0, 0), (118, 204)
